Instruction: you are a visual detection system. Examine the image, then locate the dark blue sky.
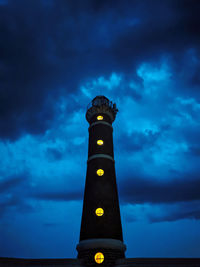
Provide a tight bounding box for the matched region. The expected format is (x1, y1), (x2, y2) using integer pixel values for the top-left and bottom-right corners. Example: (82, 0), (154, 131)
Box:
(0, 0), (200, 258)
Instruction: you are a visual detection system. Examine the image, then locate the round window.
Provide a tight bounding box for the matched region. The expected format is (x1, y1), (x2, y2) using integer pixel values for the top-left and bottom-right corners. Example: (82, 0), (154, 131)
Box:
(94, 252), (104, 264)
(97, 115), (103, 120)
(97, 140), (104, 146)
(96, 169), (104, 176)
(95, 208), (104, 217)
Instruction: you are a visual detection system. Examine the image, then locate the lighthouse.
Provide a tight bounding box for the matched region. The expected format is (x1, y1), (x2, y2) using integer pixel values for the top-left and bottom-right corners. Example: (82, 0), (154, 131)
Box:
(77, 96), (126, 266)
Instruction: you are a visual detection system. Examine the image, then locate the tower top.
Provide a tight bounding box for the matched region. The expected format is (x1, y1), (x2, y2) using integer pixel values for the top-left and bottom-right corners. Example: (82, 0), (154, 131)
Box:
(86, 95), (118, 124)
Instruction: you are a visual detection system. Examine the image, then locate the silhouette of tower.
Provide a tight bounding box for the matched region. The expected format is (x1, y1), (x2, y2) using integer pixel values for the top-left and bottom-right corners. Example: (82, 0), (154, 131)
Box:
(77, 96), (126, 266)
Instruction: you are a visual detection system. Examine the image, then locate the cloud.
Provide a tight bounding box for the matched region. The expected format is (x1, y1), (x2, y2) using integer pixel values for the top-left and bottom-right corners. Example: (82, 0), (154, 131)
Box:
(119, 172), (200, 204)
(43, 223), (61, 227)
(1, 0), (200, 141)
(122, 201), (200, 223)
(149, 208), (200, 223)
(32, 190), (83, 202)
(110, 1), (200, 68)
(148, 200), (200, 223)
(0, 172), (33, 218)
(0, 195), (33, 218)
(46, 147), (64, 161)
(0, 174), (26, 193)
(188, 146), (200, 157)
(118, 129), (161, 152)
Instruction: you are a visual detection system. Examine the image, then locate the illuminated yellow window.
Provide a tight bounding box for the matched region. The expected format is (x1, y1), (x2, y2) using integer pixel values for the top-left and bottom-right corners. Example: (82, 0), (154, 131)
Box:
(97, 140), (104, 146)
(95, 252), (104, 264)
(95, 208), (104, 216)
(97, 115), (103, 120)
(96, 169), (104, 176)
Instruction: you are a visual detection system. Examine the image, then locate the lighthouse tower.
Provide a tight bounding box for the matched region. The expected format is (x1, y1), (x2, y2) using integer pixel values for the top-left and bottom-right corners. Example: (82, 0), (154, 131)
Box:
(77, 96), (126, 266)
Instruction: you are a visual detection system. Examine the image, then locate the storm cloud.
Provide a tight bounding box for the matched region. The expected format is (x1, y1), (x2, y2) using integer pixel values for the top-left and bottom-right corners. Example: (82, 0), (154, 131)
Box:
(1, 0), (200, 140)
(120, 173), (200, 204)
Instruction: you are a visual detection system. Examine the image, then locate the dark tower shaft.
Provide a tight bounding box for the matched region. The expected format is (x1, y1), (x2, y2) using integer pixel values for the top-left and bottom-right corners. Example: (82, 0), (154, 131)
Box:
(77, 96), (126, 266)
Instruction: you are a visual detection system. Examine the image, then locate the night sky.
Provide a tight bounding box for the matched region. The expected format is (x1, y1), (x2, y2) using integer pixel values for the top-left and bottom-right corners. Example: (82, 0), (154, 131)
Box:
(0, 0), (200, 259)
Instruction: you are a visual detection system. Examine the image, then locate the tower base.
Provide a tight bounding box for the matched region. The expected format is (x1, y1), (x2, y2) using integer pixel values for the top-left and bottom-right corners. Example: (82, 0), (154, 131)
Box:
(77, 239), (126, 266)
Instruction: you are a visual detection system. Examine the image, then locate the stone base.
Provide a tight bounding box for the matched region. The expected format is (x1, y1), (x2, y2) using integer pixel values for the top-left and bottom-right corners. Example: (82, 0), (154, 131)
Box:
(77, 239), (126, 266)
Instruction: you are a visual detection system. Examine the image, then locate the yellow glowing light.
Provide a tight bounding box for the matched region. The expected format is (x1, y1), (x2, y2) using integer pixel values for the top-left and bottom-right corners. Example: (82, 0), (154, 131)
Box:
(94, 252), (104, 264)
(97, 140), (104, 146)
(96, 169), (104, 176)
(97, 115), (103, 120)
(95, 208), (104, 217)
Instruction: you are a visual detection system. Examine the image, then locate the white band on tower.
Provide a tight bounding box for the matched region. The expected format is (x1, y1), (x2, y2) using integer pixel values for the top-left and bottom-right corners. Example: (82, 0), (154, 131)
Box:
(88, 154), (114, 162)
(77, 239), (126, 252)
(89, 121), (113, 131)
